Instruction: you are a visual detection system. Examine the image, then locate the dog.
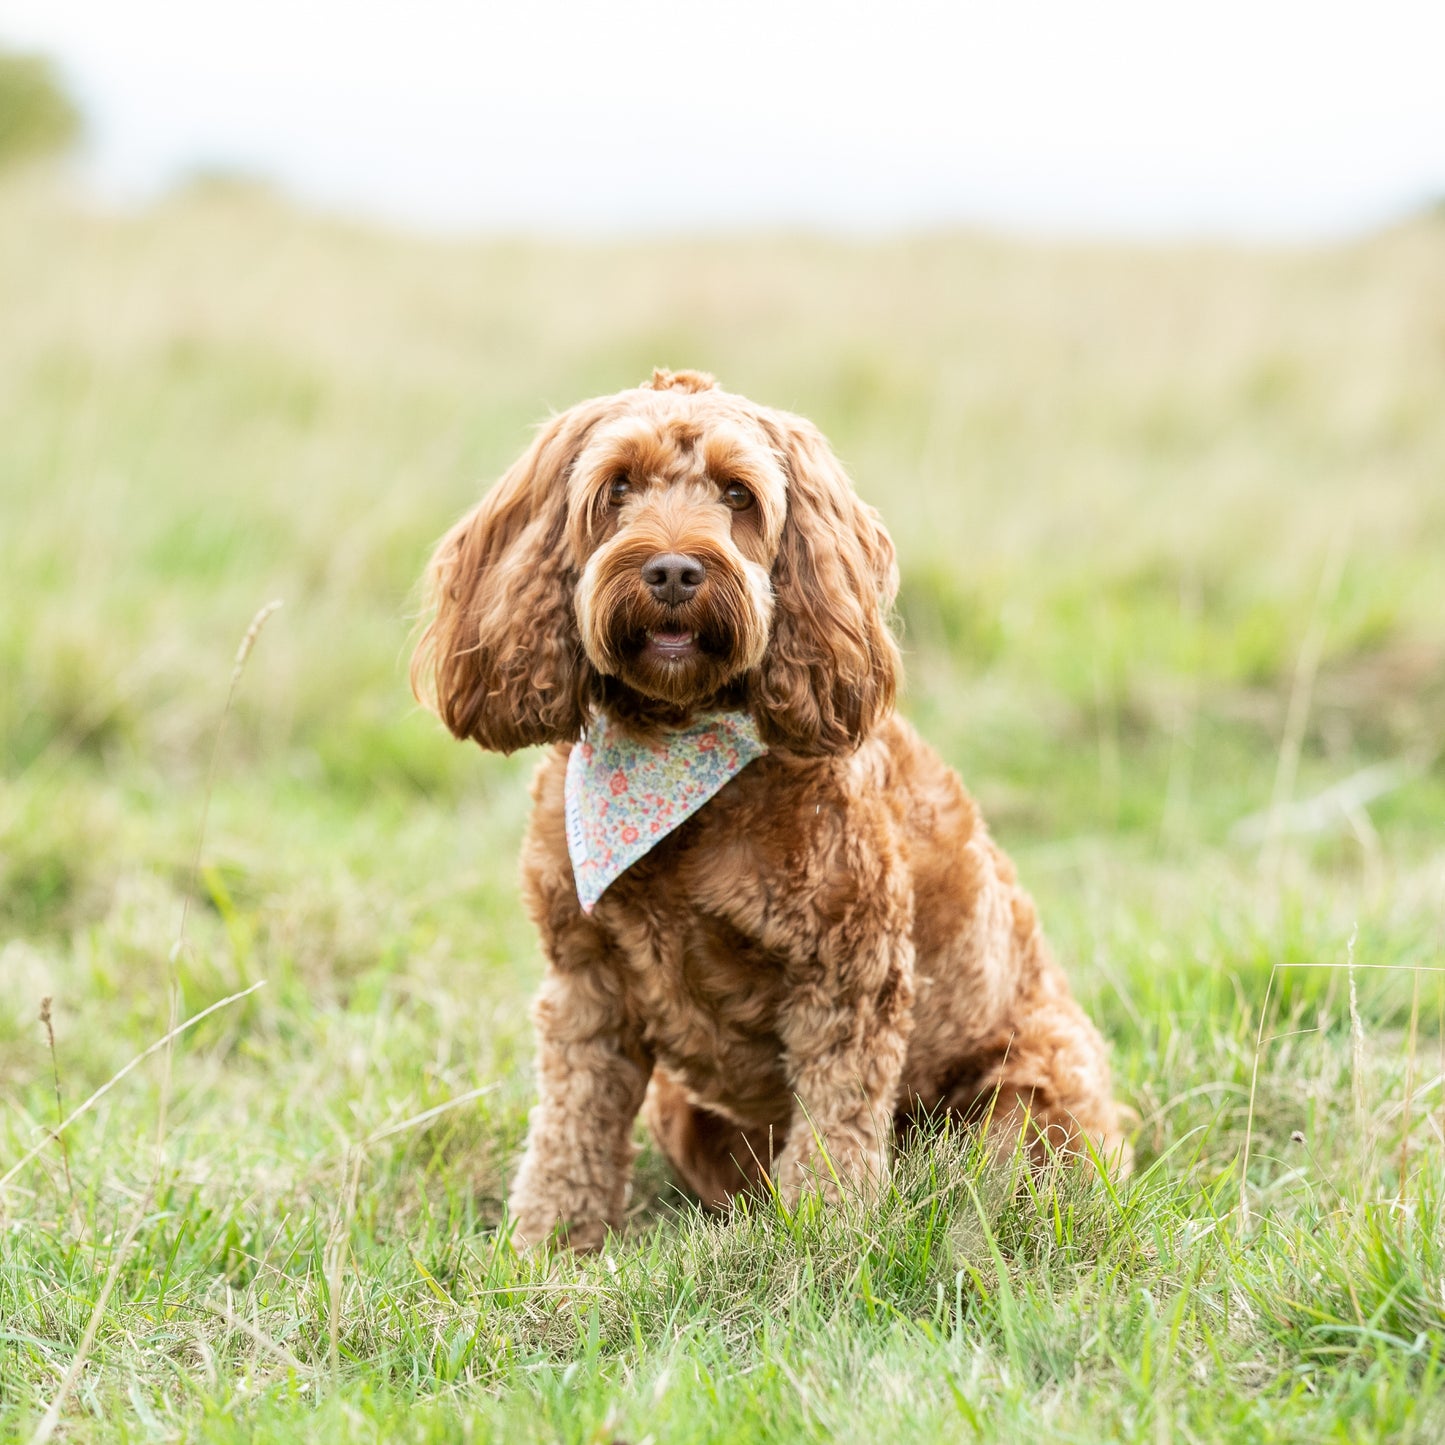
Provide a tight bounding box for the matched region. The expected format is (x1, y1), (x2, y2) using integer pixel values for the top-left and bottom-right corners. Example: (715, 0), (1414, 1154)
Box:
(413, 369), (1129, 1249)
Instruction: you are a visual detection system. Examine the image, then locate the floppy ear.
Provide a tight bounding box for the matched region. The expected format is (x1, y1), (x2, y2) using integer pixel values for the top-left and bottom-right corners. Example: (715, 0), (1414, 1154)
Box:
(750, 413), (901, 755)
(411, 401), (610, 753)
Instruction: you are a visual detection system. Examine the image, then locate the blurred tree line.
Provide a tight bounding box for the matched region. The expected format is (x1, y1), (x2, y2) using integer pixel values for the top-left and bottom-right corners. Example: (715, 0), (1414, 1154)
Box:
(0, 48), (81, 167)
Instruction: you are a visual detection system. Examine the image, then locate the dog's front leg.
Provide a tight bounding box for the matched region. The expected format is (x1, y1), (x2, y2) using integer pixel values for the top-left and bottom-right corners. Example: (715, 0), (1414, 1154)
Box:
(507, 962), (651, 1250)
(773, 904), (915, 1204)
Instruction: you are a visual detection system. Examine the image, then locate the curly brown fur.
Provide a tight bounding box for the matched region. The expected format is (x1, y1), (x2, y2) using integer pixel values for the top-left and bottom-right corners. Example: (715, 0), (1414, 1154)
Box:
(414, 368), (1131, 1249)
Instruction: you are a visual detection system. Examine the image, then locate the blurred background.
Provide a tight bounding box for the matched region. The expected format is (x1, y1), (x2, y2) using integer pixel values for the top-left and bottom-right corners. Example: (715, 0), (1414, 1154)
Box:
(7, 0), (1445, 237)
(2, 0), (1444, 1245)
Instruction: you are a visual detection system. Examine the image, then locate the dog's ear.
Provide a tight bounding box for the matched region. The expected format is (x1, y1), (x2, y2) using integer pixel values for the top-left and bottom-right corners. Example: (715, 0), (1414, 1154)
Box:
(411, 401), (611, 753)
(750, 413), (901, 755)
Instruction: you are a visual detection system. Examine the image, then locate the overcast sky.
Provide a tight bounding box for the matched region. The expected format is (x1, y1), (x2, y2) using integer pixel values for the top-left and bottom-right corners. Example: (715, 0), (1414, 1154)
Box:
(6, 0), (1444, 239)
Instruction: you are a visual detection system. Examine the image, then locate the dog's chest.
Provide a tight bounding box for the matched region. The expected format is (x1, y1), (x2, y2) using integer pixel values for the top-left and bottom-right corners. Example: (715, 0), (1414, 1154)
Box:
(600, 830), (794, 1116)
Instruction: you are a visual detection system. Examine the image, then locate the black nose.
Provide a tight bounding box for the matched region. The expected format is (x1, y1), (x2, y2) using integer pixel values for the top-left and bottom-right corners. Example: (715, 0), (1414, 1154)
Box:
(641, 552), (705, 606)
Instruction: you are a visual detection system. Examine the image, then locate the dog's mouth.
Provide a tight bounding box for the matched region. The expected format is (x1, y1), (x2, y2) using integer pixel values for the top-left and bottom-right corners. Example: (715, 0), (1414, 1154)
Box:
(644, 629), (699, 663)
(615, 619), (727, 666)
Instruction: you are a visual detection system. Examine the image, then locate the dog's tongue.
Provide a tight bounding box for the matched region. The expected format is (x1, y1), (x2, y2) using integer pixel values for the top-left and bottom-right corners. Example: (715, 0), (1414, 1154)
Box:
(651, 631), (693, 645)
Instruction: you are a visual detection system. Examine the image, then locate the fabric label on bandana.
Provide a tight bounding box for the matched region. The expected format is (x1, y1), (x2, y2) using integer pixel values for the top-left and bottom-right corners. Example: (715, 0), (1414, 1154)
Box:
(564, 709), (768, 914)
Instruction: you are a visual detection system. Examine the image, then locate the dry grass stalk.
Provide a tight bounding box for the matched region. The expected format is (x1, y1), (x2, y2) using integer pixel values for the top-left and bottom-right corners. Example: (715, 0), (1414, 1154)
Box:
(161, 598), (284, 1149)
(1347, 926), (1366, 1141)
(1399, 968), (1421, 1200)
(37, 996), (73, 1206)
(1238, 964), (1279, 1227)
(328, 1143), (365, 1379)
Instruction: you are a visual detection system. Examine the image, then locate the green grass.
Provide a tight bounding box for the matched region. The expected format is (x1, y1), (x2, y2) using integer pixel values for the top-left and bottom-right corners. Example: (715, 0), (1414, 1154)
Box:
(1, 173), (1444, 1442)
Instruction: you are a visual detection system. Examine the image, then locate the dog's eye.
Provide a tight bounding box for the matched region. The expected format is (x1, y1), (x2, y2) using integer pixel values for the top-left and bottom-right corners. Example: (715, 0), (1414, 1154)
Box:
(608, 476), (631, 507)
(722, 482), (753, 510)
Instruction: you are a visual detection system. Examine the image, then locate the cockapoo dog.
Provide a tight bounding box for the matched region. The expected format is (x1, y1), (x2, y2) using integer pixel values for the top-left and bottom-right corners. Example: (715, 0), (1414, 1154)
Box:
(413, 369), (1129, 1249)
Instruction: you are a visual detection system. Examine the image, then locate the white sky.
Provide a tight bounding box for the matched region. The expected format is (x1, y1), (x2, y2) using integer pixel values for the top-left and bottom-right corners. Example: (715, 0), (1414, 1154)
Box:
(5, 0), (1445, 239)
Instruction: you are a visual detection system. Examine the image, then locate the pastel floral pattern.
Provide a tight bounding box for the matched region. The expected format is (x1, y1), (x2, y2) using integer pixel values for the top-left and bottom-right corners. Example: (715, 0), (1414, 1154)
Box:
(564, 710), (768, 913)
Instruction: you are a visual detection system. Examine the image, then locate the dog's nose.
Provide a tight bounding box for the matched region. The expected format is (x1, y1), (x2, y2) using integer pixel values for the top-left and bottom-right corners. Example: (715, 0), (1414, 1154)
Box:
(641, 552), (705, 606)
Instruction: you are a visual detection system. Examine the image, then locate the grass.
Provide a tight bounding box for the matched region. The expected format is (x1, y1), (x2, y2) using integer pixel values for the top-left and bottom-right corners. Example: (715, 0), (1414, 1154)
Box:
(1, 172), (1443, 1442)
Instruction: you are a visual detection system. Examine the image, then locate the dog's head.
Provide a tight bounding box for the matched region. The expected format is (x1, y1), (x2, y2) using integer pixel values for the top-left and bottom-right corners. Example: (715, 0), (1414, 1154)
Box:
(412, 370), (899, 755)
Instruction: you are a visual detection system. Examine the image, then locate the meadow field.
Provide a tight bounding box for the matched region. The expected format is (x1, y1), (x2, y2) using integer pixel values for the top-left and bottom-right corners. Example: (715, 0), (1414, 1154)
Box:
(1, 174), (1443, 1442)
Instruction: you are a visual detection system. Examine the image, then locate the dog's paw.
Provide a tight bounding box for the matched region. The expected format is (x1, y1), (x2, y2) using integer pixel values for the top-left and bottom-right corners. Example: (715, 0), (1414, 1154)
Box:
(773, 1133), (888, 1207)
(509, 1208), (610, 1254)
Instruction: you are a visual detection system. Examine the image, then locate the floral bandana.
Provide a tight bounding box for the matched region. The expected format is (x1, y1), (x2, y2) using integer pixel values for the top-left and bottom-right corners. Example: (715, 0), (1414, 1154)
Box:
(564, 709), (768, 914)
